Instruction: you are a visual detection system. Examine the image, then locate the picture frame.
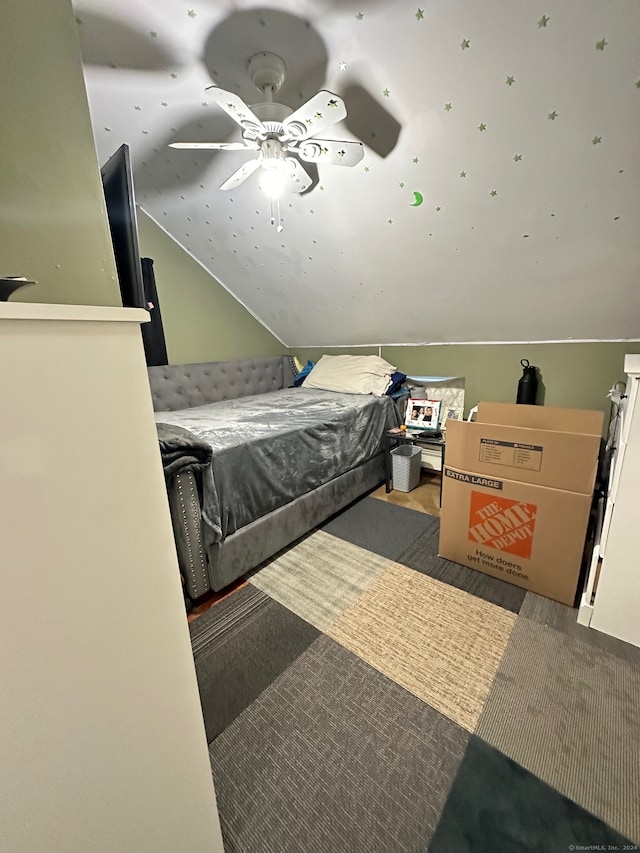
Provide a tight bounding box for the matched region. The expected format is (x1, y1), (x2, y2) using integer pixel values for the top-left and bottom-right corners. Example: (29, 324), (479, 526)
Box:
(405, 398), (441, 431)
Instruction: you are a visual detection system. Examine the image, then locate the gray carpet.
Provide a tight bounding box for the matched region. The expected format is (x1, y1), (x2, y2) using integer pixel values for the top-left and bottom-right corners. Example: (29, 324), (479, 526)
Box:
(397, 518), (527, 613)
(209, 635), (469, 853)
(321, 495), (435, 560)
(192, 494), (639, 851)
(190, 585), (319, 742)
(476, 613), (640, 843)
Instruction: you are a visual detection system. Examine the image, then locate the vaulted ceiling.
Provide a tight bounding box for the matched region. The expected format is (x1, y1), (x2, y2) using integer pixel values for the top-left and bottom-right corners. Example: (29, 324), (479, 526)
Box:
(76, 0), (640, 347)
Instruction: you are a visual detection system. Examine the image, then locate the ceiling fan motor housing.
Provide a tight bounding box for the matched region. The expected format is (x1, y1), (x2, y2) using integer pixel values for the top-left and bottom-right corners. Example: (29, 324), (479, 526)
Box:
(248, 52), (287, 95)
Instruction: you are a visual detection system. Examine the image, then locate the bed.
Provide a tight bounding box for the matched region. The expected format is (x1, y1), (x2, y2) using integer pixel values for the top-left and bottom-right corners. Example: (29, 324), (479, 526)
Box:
(149, 355), (401, 596)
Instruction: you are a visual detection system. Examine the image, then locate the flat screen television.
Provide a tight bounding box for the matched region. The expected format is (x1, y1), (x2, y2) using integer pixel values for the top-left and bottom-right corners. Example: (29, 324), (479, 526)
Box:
(100, 143), (147, 310)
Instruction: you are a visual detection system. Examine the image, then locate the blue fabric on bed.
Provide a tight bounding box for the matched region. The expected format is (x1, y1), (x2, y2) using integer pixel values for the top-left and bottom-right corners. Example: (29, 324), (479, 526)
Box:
(292, 360), (315, 387)
(386, 371), (407, 396)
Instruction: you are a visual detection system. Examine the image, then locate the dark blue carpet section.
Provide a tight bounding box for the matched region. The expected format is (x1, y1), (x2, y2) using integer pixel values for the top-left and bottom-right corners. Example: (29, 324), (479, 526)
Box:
(321, 495), (436, 560)
(428, 736), (633, 853)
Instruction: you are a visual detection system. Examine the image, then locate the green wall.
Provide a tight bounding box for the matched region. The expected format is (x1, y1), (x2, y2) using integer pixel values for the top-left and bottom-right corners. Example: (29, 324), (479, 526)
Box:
(294, 343), (640, 422)
(137, 211), (285, 364)
(383, 343), (639, 417)
(1, 0), (120, 306)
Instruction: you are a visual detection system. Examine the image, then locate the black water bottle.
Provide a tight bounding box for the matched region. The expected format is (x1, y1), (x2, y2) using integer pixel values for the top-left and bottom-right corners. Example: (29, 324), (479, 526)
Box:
(516, 359), (538, 404)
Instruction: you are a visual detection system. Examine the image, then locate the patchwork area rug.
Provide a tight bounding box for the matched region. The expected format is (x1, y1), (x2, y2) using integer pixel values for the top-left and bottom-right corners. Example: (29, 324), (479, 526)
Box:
(191, 496), (640, 853)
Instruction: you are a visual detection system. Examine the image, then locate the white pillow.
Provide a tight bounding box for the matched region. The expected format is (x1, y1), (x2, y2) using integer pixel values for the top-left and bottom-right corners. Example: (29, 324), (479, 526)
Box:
(304, 354), (397, 396)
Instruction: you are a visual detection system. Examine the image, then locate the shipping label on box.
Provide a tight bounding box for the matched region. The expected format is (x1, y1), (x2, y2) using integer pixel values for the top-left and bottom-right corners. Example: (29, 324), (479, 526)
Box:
(478, 438), (543, 472)
(439, 467), (592, 605)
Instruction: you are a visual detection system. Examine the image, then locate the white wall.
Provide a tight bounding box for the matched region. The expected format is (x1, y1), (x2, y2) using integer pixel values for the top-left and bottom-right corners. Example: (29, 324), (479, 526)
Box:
(0, 304), (224, 853)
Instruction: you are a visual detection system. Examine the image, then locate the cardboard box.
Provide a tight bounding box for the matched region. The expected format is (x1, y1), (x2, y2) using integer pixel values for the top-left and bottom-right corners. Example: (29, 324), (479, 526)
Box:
(439, 403), (603, 605)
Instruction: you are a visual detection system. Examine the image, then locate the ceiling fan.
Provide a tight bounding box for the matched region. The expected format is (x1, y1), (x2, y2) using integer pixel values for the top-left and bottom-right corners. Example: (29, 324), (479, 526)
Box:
(169, 52), (364, 226)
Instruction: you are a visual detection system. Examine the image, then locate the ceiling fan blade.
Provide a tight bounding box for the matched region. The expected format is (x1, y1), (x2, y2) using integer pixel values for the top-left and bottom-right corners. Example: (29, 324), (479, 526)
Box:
(281, 91), (347, 141)
(205, 86), (266, 138)
(296, 138), (364, 167)
(284, 158), (313, 194)
(219, 157), (262, 191)
(169, 141), (258, 151)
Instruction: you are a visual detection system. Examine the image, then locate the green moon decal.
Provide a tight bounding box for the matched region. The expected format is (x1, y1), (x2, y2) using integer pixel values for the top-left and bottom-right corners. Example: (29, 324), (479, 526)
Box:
(410, 191), (424, 207)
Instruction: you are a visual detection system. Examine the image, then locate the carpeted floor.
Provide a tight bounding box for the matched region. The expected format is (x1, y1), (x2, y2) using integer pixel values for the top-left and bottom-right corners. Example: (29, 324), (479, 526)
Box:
(191, 496), (640, 852)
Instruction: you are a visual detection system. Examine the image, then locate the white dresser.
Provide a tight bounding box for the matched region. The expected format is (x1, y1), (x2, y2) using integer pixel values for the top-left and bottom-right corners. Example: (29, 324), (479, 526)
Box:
(578, 354), (640, 648)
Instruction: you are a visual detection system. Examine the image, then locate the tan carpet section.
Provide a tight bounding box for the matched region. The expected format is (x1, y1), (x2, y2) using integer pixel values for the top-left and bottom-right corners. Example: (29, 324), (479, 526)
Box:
(250, 530), (391, 632)
(327, 563), (516, 732)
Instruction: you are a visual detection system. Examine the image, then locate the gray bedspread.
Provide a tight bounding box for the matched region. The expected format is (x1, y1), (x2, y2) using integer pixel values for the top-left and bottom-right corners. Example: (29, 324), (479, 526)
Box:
(154, 387), (398, 543)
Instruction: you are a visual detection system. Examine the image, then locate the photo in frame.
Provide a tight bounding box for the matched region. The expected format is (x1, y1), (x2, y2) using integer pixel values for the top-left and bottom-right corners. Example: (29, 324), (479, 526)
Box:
(405, 399), (441, 431)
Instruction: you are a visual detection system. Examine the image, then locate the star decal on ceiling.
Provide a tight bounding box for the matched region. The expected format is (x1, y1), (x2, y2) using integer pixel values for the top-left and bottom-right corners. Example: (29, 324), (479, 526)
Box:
(319, 185), (324, 191)
(258, 17), (266, 27)
(356, 12), (364, 20)
(399, 181), (405, 188)
(547, 110), (558, 120)
(514, 154), (522, 162)
(444, 102), (453, 111)
(134, 105), (141, 111)
(595, 38), (607, 50)
(187, 10), (196, 18)
(305, 118), (313, 125)
(387, 218), (393, 224)
(435, 206), (441, 212)
(413, 157), (419, 163)
(364, 165), (370, 172)
(459, 171), (467, 177)
(461, 38), (470, 50)
(170, 72), (178, 79)
(538, 15), (550, 28)
(490, 189), (498, 196)
(327, 99), (339, 109)
(506, 76), (515, 86)
(416, 8), (424, 20)
(478, 123), (487, 131)
(314, 112), (323, 120)
(592, 136), (602, 145)
(383, 88), (390, 97)
(339, 61), (347, 71)
(149, 30), (158, 38)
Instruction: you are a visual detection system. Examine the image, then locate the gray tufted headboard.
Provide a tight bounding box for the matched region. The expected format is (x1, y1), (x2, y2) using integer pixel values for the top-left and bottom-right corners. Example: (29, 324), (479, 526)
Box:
(148, 356), (297, 412)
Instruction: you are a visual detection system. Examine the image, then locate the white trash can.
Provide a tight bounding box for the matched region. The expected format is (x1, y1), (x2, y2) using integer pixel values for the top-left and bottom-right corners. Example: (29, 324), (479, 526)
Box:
(391, 444), (422, 492)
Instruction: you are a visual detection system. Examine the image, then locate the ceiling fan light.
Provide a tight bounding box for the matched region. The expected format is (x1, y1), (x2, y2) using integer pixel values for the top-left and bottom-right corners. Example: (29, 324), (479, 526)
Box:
(261, 165), (288, 199)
